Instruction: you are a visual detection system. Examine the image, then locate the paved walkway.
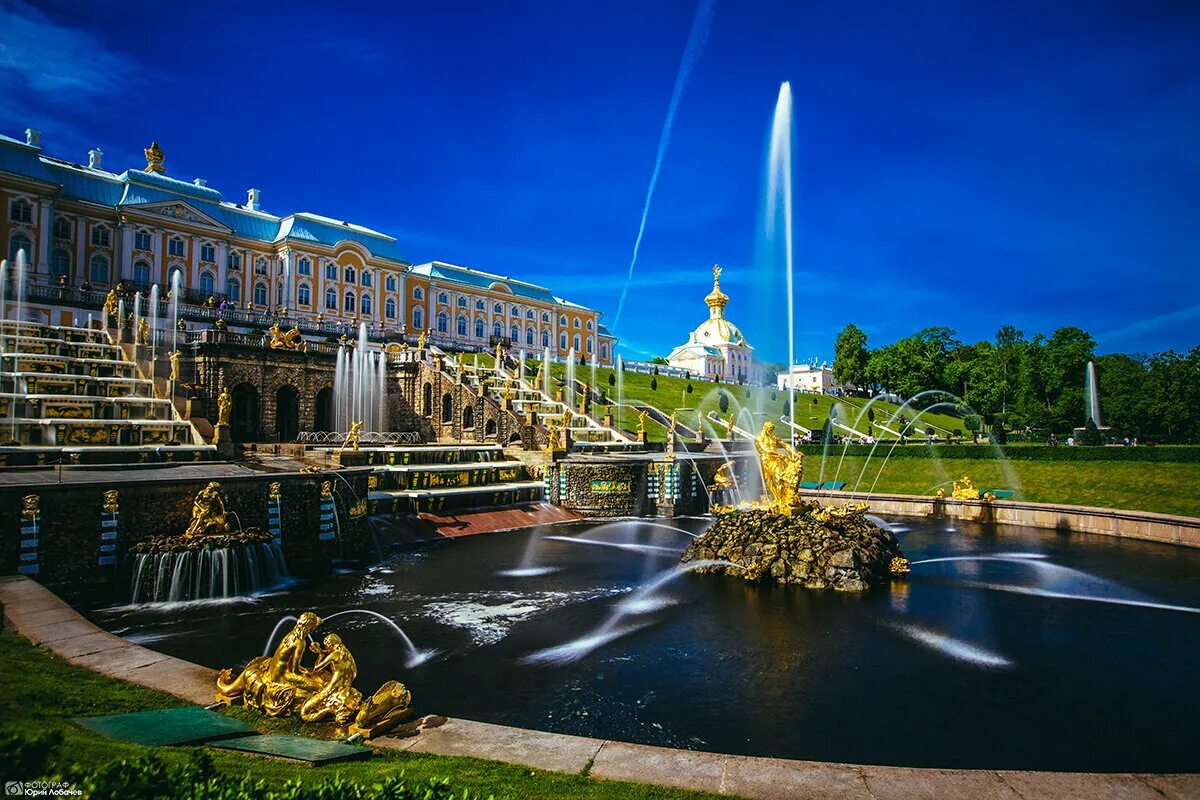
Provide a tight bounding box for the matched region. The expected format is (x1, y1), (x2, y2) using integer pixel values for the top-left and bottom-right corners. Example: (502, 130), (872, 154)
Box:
(1, 575), (1196, 800)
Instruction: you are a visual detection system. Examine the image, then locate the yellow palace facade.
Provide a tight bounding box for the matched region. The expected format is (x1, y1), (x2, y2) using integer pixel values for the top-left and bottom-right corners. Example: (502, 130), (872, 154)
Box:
(0, 129), (615, 364)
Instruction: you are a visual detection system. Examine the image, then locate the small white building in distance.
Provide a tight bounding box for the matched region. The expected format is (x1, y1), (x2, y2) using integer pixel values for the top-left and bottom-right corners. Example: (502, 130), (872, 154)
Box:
(777, 363), (835, 394)
(667, 265), (761, 384)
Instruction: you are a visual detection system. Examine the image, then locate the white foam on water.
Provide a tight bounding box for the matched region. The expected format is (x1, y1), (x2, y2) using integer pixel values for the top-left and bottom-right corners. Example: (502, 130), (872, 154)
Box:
(967, 582), (1200, 615)
(498, 566), (561, 578)
(419, 588), (627, 646)
(523, 621), (654, 666)
(888, 622), (1013, 669)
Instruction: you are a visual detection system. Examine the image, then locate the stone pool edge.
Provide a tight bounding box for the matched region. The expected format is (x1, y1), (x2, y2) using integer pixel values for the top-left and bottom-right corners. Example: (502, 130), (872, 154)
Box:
(1, 575), (1196, 800)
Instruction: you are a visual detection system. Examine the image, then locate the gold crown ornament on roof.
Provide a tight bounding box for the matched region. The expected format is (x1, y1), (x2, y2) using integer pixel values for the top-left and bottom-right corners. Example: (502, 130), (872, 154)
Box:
(144, 141), (165, 174)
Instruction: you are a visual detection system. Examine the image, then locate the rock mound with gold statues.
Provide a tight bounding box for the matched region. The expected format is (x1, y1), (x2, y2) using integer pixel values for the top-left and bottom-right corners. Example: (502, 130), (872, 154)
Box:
(682, 422), (908, 591)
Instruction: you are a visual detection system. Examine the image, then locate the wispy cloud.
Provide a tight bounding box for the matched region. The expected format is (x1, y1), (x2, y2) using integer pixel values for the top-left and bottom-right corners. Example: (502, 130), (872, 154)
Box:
(1098, 305), (1200, 346)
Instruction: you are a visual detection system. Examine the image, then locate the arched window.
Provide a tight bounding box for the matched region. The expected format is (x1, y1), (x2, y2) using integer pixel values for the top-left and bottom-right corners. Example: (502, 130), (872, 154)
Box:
(344, 291), (356, 312)
(441, 393), (453, 423)
(91, 225), (111, 248)
(573, 333), (581, 351)
(297, 257), (311, 276)
(542, 330), (550, 348)
(457, 315), (468, 336)
(88, 253), (109, 284)
(526, 310), (534, 320)
(542, 312), (550, 323)
(602, 343), (609, 360)
(463, 405), (475, 430)
(457, 296), (467, 308)
(276, 284), (283, 305)
(361, 270), (372, 287)
(199, 271), (215, 295)
(510, 325), (519, 342)
(475, 299), (484, 310)
(254, 282), (268, 305)
(298, 282), (311, 306)
(344, 266), (356, 284)
(385, 298), (396, 319)
(325, 262), (337, 280)
(560, 333), (567, 350)
(510, 304), (519, 317)
(559, 315), (567, 326)
(132, 260), (151, 285)
(412, 307), (423, 329)
(53, 216), (71, 240)
(229, 252), (241, 270)
(360, 294), (372, 315)
(7, 234), (31, 263)
(226, 277), (241, 303)
(475, 319), (484, 338)
(437, 292), (448, 304)
(325, 287), (337, 310)
(574, 318), (581, 328)
(9, 199), (33, 223)
(526, 327), (534, 346)
(493, 322), (502, 339)
(422, 383), (432, 416)
(493, 303), (502, 314)
(587, 336), (594, 354)
(385, 275), (396, 291)
(437, 312), (448, 333)
(51, 248), (70, 279)
(255, 257), (268, 275)
(413, 286), (423, 300)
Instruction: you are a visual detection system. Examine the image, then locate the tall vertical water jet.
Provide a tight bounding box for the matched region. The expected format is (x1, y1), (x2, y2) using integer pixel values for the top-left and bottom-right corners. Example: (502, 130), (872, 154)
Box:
(334, 323), (384, 434)
(169, 269), (182, 354)
(1084, 361), (1102, 428)
(566, 348), (576, 410)
(766, 82), (796, 436)
(148, 284), (160, 378)
(542, 347), (551, 397)
(1, 259), (8, 325)
(616, 354), (625, 428)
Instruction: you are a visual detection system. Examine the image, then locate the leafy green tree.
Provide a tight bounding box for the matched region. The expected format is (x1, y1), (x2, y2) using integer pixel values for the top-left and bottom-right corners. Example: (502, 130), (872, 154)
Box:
(650, 356), (669, 365)
(833, 323), (869, 387)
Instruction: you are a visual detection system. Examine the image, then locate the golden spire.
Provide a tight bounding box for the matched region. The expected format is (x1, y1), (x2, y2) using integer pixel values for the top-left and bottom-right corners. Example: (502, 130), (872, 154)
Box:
(705, 263), (729, 318)
(144, 141), (165, 174)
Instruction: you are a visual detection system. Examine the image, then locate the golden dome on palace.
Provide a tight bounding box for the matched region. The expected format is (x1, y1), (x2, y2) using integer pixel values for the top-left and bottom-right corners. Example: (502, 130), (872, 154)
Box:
(666, 264), (761, 384)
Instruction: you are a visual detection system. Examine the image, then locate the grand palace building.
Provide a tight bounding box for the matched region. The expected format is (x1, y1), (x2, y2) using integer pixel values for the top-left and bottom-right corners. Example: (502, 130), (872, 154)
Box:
(0, 129), (616, 365)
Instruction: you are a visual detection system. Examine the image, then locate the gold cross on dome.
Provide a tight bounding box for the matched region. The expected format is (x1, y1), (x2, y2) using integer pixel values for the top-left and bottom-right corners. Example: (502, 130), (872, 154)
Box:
(712, 264), (722, 284)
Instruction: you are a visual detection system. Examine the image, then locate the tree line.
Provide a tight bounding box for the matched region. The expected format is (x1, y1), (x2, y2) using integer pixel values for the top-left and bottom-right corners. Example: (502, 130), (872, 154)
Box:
(832, 323), (1200, 442)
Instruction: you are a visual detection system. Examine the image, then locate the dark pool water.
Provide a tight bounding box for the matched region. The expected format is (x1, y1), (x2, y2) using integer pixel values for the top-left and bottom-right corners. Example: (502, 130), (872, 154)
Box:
(90, 516), (1200, 772)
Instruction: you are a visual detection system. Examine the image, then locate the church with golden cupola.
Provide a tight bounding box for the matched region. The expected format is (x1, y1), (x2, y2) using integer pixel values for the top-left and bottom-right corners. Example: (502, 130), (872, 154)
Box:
(667, 265), (761, 384)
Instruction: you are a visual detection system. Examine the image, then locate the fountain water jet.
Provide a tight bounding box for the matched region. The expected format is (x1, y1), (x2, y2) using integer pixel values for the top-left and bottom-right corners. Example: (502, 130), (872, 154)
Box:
(323, 608), (437, 667)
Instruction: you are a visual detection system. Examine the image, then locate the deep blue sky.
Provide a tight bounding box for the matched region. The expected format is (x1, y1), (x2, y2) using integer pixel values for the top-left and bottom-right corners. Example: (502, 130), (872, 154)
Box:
(3, 0), (1198, 361)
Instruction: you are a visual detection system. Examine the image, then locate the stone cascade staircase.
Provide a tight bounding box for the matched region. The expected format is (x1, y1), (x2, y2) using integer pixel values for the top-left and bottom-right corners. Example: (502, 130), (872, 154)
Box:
(362, 443), (544, 514)
(452, 354), (639, 451)
(0, 320), (212, 465)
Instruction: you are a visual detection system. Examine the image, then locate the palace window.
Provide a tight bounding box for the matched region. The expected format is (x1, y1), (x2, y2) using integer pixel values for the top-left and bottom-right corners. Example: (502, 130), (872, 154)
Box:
(437, 312), (448, 333)
(344, 266), (356, 284)
(586, 320), (594, 330)
(412, 307), (423, 329)
(200, 244), (216, 263)
(413, 286), (424, 300)
(457, 315), (468, 336)
(91, 225), (111, 248)
(526, 327), (534, 346)
(601, 343), (609, 360)
(9, 199), (32, 223)
(325, 287), (337, 310)
(559, 315), (567, 326)
(542, 330), (550, 348)
(254, 282), (267, 305)
(53, 216), (72, 240)
(199, 271), (215, 295)
(297, 257), (311, 276)
(587, 336), (593, 354)
(344, 291), (356, 313)
(385, 275), (396, 292)
(89, 253), (109, 284)
(560, 333), (567, 350)
(361, 270), (372, 287)
(51, 248), (70, 279)
(542, 312), (549, 323)
(475, 319), (484, 338)
(276, 284), (283, 305)
(573, 318), (581, 328)
(134, 231), (151, 251)
(438, 292), (448, 305)
(168, 237), (185, 257)
(494, 303), (502, 314)
(510, 325), (519, 342)
(526, 310), (534, 320)
(298, 283), (311, 306)
(475, 299), (485, 310)
(255, 257), (268, 275)
(385, 298), (396, 319)
(8, 234), (32, 263)
(226, 277), (241, 303)
(326, 263), (337, 281)
(493, 322), (502, 339)
(361, 294), (372, 315)
(229, 252), (241, 270)
(511, 305), (519, 317)
(573, 334), (581, 351)
(457, 296), (467, 308)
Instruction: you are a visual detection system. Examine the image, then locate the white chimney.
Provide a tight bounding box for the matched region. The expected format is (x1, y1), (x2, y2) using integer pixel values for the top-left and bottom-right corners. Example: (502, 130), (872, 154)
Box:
(25, 128), (40, 146)
(88, 148), (103, 168)
(193, 178), (207, 187)
(247, 188), (261, 211)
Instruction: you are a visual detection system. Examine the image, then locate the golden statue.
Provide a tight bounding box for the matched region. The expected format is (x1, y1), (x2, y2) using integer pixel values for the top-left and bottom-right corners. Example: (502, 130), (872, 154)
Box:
(561, 406), (573, 433)
(503, 379), (516, 402)
(103, 288), (120, 320)
(183, 482), (230, 538)
(144, 141), (165, 174)
(754, 421), (805, 515)
(532, 363), (543, 389)
(546, 418), (561, 452)
(169, 350), (181, 382)
(21, 494), (39, 520)
(456, 358), (464, 383)
(951, 475), (979, 501)
(580, 383), (589, 415)
(268, 323), (301, 350)
(339, 420), (363, 453)
(268, 481), (282, 501)
(637, 410), (648, 435)
(725, 412), (736, 440)
(417, 329), (427, 350)
(216, 386), (232, 426)
(712, 462), (735, 490)
(321, 480), (333, 498)
(137, 318), (149, 345)
(102, 489), (119, 514)
(216, 612), (412, 737)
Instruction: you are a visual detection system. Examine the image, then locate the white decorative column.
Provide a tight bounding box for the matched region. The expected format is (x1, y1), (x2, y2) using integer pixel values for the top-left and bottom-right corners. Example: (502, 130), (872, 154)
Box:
(120, 225), (135, 282)
(37, 201), (51, 272)
(216, 242), (228, 297)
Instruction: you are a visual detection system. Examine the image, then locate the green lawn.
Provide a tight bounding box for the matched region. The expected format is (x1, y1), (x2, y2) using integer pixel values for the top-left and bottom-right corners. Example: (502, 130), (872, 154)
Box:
(0, 629), (725, 800)
(490, 355), (967, 442)
(806, 453), (1200, 518)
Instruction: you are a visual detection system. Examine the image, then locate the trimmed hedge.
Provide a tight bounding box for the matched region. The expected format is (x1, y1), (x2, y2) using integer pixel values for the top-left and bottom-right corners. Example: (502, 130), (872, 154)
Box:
(795, 443), (1200, 463)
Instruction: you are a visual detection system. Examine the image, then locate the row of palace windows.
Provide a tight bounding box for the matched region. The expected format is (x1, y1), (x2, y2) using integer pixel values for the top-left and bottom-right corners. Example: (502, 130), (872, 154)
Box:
(417, 289), (593, 331)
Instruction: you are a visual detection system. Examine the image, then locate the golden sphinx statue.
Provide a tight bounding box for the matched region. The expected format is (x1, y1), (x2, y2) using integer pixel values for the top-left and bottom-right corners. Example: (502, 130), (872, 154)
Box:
(269, 323), (302, 350)
(754, 421), (805, 516)
(183, 481), (230, 538)
(216, 612), (412, 738)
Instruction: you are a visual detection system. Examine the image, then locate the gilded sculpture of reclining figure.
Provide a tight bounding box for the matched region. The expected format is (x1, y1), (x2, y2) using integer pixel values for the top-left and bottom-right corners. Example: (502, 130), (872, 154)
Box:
(216, 611), (413, 738)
